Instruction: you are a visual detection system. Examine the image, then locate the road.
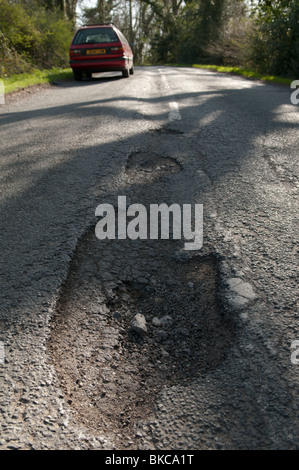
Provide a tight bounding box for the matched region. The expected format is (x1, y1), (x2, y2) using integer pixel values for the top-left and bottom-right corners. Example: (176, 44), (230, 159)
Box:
(0, 66), (298, 450)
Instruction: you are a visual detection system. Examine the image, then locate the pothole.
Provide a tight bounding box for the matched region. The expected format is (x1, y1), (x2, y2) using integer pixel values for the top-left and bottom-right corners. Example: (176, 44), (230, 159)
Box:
(49, 138), (234, 448)
(49, 226), (235, 449)
(125, 151), (182, 183)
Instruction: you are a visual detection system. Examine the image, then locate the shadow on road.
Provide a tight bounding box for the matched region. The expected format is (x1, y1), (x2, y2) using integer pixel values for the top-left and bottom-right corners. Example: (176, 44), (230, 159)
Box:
(0, 66), (298, 449)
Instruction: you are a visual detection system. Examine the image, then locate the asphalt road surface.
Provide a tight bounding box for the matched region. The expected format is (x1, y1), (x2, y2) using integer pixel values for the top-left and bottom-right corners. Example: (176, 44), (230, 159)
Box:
(0, 66), (298, 450)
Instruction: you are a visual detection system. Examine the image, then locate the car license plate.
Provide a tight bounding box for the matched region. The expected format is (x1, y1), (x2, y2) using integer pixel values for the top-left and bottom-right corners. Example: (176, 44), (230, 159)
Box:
(86, 49), (106, 55)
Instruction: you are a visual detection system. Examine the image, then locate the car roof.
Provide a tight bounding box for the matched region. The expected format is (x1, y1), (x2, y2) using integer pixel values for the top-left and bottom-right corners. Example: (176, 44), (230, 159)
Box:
(80, 24), (115, 29)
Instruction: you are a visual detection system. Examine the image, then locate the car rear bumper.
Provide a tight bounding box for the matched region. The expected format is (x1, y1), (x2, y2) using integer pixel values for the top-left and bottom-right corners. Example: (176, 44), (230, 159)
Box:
(70, 57), (133, 72)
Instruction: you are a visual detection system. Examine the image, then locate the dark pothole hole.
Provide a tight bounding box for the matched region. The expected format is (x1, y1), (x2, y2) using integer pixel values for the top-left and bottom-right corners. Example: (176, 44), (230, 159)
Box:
(125, 151), (182, 183)
(48, 226), (235, 446)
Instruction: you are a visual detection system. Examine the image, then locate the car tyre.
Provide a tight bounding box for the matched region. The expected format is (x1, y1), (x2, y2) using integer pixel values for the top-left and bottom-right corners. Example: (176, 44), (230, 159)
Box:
(122, 68), (130, 78)
(130, 65), (134, 75)
(73, 70), (83, 81)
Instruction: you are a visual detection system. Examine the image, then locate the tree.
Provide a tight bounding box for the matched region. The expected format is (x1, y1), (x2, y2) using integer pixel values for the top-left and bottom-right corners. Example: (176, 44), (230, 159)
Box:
(27, 0), (78, 21)
(249, 0), (299, 76)
(199, 0), (251, 66)
(170, 0), (226, 64)
(81, 0), (122, 24)
(141, 0), (185, 63)
(0, 0), (74, 75)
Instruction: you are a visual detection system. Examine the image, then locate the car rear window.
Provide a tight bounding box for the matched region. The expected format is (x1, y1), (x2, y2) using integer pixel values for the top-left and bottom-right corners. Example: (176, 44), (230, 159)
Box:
(73, 27), (119, 45)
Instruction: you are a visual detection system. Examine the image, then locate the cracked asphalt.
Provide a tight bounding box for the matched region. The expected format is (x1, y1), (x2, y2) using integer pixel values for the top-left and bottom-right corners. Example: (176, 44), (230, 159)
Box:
(0, 66), (298, 450)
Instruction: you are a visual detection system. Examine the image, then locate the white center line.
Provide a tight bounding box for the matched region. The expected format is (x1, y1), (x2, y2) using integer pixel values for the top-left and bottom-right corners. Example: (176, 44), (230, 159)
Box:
(169, 101), (181, 121)
(159, 69), (181, 122)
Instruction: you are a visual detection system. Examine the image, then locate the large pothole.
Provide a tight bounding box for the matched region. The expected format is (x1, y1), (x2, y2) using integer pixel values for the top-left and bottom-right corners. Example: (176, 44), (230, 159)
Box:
(49, 145), (235, 449)
(49, 227), (235, 449)
(125, 151), (182, 184)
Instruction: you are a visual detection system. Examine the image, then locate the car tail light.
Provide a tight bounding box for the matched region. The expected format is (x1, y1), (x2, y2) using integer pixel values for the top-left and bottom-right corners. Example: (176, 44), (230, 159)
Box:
(110, 46), (124, 54)
(70, 49), (82, 56)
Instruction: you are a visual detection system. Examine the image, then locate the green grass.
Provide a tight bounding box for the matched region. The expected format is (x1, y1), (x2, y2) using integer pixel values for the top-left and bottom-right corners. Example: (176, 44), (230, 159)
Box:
(3, 68), (73, 94)
(176, 64), (293, 86)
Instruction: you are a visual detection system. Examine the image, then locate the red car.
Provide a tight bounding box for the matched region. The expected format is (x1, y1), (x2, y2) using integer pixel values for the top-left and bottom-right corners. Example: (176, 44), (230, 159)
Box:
(69, 23), (134, 80)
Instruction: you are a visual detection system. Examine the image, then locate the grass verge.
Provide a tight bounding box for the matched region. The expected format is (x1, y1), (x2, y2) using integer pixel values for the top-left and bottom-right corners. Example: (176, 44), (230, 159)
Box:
(2, 68), (73, 95)
(177, 64), (293, 86)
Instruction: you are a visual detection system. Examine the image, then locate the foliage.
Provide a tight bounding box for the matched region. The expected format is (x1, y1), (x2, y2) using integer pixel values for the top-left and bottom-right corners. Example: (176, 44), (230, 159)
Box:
(81, 0), (117, 24)
(32, 8), (75, 68)
(0, 0), (74, 77)
(190, 63), (293, 85)
(175, 0), (226, 64)
(200, 0), (253, 66)
(36, 0), (77, 21)
(249, 0), (299, 77)
(0, 30), (32, 77)
(143, 0), (185, 63)
(0, 0), (297, 79)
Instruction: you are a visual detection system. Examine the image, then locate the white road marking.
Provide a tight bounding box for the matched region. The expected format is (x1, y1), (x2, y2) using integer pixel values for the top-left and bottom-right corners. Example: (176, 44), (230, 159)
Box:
(169, 101), (181, 121)
(159, 69), (181, 122)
